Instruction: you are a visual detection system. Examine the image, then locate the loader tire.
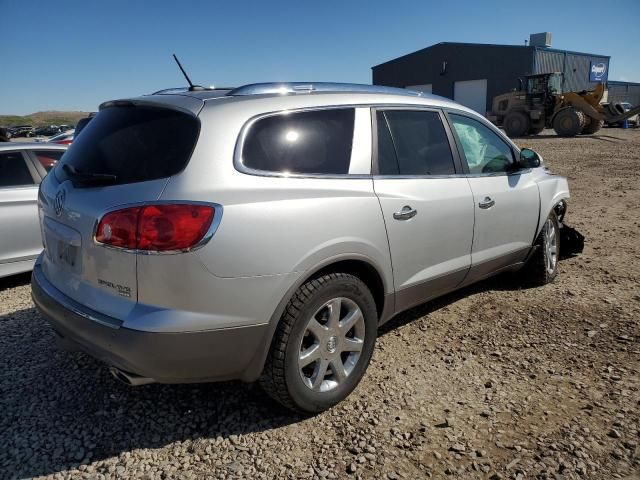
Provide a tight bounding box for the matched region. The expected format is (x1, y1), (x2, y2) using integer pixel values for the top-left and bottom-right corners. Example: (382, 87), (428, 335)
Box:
(581, 118), (603, 135)
(553, 108), (585, 137)
(504, 111), (530, 138)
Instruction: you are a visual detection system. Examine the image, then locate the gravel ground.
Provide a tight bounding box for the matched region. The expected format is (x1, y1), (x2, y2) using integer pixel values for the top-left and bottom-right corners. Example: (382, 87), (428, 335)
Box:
(1, 128), (639, 480)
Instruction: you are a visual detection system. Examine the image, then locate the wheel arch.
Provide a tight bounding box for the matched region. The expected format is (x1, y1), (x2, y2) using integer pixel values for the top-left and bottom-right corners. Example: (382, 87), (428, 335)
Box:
(534, 175), (570, 241)
(240, 254), (392, 382)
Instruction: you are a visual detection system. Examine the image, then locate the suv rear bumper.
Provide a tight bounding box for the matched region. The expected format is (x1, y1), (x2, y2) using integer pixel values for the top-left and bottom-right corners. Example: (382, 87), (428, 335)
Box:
(31, 264), (269, 383)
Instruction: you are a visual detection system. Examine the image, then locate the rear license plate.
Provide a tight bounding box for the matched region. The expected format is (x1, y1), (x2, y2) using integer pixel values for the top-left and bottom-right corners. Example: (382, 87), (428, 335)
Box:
(56, 239), (78, 268)
(43, 217), (82, 271)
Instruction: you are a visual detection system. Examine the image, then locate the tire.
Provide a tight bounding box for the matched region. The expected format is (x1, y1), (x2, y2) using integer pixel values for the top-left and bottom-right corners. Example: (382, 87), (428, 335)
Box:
(504, 111), (530, 138)
(260, 273), (378, 413)
(553, 108), (585, 137)
(528, 126), (545, 135)
(581, 118), (603, 134)
(521, 211), (560, 286)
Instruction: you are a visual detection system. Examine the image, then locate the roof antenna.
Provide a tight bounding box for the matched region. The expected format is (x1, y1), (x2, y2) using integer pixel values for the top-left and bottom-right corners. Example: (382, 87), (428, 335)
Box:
(172, 54), (205, 91)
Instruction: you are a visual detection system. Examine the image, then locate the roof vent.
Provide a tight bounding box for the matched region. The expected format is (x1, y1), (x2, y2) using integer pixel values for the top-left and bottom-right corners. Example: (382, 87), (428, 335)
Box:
(529, 32), (552, 48)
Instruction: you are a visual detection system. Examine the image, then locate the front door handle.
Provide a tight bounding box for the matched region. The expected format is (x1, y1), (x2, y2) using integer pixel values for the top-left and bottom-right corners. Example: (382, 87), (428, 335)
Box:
(393, 205), (417, 220)
(478, 196), (495, 209)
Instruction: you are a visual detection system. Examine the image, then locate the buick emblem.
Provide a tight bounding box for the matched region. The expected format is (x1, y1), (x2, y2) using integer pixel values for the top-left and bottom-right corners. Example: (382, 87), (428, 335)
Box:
(54, 189), (66, 217)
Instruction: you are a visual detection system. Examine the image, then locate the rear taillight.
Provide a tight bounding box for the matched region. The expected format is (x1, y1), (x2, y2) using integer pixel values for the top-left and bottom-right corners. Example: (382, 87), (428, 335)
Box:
(95, 204), (216, 252)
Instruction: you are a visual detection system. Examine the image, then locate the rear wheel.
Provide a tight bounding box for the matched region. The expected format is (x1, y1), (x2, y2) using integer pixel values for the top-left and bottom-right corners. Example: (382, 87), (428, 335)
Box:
(260, 273), (378, 413)
(521, 211), (560, 286)
(553, 108), (585, 137)
(581, 117), (603, 134)
(504, 111), (530, 138)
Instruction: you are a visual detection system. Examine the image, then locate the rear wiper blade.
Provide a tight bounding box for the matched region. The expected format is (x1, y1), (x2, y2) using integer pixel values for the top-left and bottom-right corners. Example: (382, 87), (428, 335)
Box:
(63, 164), (117, 184)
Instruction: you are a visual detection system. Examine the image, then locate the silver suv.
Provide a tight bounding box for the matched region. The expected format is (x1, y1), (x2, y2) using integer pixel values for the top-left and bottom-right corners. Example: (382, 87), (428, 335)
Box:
(31, 83), (570, 412)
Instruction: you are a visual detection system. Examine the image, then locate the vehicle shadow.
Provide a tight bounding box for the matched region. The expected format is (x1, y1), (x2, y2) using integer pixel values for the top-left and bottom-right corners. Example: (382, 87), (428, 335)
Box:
(1, 224), (584, 478)
(380, 226), (584, 336)
(0, 306), (302, 478)
(378, 272), (521, 336)
(0, 271), (32, 292)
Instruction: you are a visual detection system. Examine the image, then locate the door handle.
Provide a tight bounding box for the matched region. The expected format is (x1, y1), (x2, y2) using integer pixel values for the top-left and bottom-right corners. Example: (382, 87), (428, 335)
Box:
(393, 205), (417, 220)
(478, 196), (495, 209)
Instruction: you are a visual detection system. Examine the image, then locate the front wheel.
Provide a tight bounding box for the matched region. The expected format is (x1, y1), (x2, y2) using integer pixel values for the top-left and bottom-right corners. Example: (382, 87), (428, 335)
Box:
(553, 108), (585, 137)
(260, 273), (378, 413)
(521, 211), (560, 286)
(581, 118), (603, 134)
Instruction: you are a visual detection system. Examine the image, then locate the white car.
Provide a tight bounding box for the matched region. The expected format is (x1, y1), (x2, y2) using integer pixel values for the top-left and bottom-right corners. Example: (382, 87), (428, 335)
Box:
(0, 143), (67, 277)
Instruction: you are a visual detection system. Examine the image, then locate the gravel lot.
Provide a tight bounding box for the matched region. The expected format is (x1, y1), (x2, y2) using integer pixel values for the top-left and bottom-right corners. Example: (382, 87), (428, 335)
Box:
(1, 128), (639, 480)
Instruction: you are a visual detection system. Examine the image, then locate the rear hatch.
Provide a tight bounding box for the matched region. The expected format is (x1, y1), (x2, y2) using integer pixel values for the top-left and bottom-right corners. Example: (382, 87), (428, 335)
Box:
(38, 101), (201, 319)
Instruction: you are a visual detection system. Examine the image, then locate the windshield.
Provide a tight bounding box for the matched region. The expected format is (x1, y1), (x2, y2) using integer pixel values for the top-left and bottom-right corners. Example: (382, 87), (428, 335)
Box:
(547, 75), (562, 95)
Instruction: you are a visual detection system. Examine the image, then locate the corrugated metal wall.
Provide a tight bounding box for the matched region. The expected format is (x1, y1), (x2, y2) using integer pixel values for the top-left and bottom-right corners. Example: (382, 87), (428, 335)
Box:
(608, 83), (640, 105)
(534, 50), (564, 76)
(534, 49), (610, 92)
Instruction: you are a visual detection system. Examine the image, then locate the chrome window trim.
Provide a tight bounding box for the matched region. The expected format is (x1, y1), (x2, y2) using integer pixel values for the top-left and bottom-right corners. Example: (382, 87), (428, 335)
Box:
(234, 103), (475, 179)
(91, 200), (223, 255)
(234, 105), (363, 179)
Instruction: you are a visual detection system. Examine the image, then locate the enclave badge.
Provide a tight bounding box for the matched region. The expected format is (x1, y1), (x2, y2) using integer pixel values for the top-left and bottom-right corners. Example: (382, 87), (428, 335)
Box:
(54, 189), (66, 217)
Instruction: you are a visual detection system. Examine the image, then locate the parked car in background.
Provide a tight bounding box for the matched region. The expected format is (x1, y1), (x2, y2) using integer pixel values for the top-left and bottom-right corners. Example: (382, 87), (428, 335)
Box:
(9, 125), (35, 137)
(31, 83), (570, 412)
(34, 125), (61, 137)
(0, 143), (67, 278)
(603, 102), (639, 127)
(48, 130), (75, 145)
(74, 113), (96, 136)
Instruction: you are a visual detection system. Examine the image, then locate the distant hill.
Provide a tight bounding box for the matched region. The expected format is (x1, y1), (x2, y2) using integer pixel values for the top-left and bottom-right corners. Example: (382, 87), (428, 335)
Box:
(0, 111), (91, 127)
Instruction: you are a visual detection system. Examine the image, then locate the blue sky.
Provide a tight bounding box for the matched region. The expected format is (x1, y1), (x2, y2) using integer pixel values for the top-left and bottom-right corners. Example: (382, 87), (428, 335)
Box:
(1, 0), (639, 114)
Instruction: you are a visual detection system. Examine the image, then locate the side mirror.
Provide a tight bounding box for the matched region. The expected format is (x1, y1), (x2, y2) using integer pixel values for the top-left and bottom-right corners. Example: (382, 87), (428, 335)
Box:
(519, 148), (541, 169)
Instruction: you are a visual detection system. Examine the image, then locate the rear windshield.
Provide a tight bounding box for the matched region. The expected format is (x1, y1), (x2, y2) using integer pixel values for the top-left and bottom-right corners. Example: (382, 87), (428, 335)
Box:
(55, 105), (199, 186)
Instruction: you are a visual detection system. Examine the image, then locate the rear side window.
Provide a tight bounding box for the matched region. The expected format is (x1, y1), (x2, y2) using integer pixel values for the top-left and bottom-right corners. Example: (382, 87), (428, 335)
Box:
(0, 152), (34, 187)
(33, 150), (64, 172)
(55, 106), (199, 186)
(242, 109), (354, 175)
(376, 111), (400, 175)
(381, 110), (456, 175)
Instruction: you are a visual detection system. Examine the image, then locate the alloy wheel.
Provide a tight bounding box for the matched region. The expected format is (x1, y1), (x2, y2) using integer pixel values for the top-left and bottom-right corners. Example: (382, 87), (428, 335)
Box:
(297, 297), (365, 392)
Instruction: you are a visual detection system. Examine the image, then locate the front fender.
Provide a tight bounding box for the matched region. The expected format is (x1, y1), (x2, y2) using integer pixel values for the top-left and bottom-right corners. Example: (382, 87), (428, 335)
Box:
(534, 170), (570, 238)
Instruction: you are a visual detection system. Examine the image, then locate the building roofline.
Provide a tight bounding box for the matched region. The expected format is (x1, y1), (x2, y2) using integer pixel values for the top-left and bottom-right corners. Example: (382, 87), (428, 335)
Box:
(608, 80), (640, 86)
(534, 46), (610, 59)
(372, 41), (609, 69)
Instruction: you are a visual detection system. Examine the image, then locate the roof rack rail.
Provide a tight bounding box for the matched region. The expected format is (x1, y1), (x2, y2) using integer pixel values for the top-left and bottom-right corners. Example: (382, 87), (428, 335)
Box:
(227, 82), (424, 97)
(151, 86), (235, 95)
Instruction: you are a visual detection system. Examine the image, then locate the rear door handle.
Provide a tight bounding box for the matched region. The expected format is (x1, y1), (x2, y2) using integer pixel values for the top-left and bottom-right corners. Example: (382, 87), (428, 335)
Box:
(393, 205), (417, 220)
(478, 196), (495, 209)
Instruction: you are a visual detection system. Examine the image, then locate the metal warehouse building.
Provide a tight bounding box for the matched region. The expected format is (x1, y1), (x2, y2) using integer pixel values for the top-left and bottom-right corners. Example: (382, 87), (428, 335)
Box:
(372, 33), (617, 115)
(608, 81), (640, 106)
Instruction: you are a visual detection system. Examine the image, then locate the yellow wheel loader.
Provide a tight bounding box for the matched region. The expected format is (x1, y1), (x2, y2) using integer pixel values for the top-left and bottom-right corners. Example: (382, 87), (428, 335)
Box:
(487, 73), (640, 137)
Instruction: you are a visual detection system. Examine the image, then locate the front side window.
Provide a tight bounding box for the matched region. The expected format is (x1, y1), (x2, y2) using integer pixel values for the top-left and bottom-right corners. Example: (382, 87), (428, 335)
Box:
(0, 152), (34, 187)
(379, 110), (456, 175)
(450, 114), (515, 174)
(242, 109), (355, 175)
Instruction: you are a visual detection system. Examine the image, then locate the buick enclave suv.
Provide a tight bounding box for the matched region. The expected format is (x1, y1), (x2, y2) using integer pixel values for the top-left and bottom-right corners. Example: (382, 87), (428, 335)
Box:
(31, 83), (570, 412)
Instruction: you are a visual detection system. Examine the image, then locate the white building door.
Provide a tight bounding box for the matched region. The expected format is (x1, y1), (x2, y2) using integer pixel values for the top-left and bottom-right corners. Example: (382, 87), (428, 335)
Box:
(454, 79), (488, 114)
(406, 84), (432, 94)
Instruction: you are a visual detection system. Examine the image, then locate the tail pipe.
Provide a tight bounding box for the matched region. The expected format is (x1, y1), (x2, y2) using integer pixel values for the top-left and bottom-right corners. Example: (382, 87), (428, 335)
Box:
(109, 367), (155, 386)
